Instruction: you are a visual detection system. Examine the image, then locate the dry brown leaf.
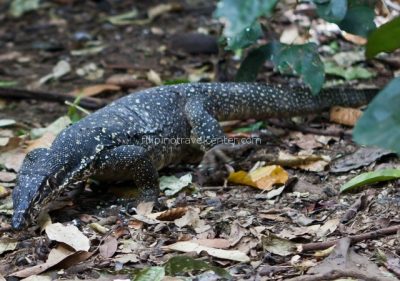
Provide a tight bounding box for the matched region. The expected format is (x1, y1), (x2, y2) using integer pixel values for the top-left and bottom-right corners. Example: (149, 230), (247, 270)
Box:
(106, 74), (147, 88)
(0, 238), (18, 255)
(45, 223), (90, 251)
(262, 231), (297, 256)
(11, 245), (75, 278)
(21, 275), (52, 281)
(128, 219), (144, 230)
(25, 132), (56, 152)
(277, 151), (330, 172)
(289, 132), (323, 151)
(228, 220), (248, 246)
(0, 185), (11, 198)
(114, 253), (139, 264)
(0, 171), (16, 182)
(68, 84), (120, 97)
(259, 213), (291, 223)
(136, 201), (154, 216)
(174, 207), (211, 233)
(330, 106), (363, 126)
(195, 239), (231, 249)
(342, 31), (367, 45)
(89, 222), (109, 234)
(228, 165), (289, 190)
(146, 69), (162, 85)
(146, 207), (188, 221)
(0, 149), (26, 172)
(163, 241), (250, 262)
(317, 218), (339, 238)
(0, 136), (21, 152)
(0, 51), (22, 62)
(99, 236), (118, 258)
(51, 250), (93, 270)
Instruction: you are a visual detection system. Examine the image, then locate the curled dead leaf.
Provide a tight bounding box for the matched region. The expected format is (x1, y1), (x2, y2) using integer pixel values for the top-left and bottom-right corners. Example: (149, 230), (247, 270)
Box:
(152, 207), (188, 221)
(330, 106), (363, 126)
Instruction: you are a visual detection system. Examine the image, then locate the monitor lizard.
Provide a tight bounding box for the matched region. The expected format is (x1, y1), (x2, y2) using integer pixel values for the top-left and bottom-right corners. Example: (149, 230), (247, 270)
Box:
(11, 82), (377, 229)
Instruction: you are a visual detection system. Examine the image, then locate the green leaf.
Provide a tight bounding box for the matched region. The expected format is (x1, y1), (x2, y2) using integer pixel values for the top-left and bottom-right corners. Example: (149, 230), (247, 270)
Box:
(324, 61), (375, 80)
(236, 45), (271, 81)
(272, 43), (325, 94)
(215, 0), (278, 50)
(226, 22), (263, 50)
(164, 256), (231, 279)
(132, 267), (165, 281)
(314, 0), (348, 23)
(237, 42), (325, 93)
(338, 6), (376, 37)
(353, 77), (400, 154)
(366, 17), (400, 58)
(163, 79), (190, 85)
(233, 121), (264, 133)
(10, 0), (40, 17)
(0, 81), (18, 87)
(340, 169), (400, 193)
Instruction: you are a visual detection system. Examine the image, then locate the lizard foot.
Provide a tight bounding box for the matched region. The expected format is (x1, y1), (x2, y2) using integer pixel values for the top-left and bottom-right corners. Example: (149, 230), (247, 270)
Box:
(198, 143), (257, 185)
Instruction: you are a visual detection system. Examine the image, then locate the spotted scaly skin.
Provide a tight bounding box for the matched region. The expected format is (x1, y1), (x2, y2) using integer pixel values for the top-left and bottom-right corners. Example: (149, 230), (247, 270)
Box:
(11, 83), (377, 229)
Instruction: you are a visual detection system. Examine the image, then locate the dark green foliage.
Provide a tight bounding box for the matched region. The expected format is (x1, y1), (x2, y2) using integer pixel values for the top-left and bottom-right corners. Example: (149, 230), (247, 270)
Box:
(235, 45), (271, 82)
(314, 0), (348, 23)
(338, 6), (376, 37)
(353, 77), (400, 154)
(227, 22), (263, 50)
(271, 43), (325, 94)
(164, 256), (231, 279)
(366, 16), (400, 58)
(237, 42), (324, 94)
(131, 267), (165, 281)
(214, 0), (278, 50)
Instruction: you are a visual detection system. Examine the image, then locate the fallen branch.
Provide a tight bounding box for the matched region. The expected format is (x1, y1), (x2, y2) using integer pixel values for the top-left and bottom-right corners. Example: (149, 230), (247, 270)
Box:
(0, 88), (107, 109)
(300, 224), (400, 252)
(268, 119), (351, 138)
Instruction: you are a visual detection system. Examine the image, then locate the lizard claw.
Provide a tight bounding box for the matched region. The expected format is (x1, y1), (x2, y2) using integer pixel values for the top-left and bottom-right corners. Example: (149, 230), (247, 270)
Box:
(198, 143), (256, 185)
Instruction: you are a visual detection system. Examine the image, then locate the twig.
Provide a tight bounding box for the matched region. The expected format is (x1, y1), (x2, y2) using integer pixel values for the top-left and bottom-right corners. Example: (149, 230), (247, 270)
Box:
(268, 119), (351, 138)
(0, 87), (107, 109)
(300, 224), (400, 252)
(65, 100), (91, 115)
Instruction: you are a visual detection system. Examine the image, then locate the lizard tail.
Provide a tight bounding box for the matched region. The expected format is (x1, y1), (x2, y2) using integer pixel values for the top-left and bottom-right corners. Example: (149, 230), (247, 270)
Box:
(319, 87), (379, 108)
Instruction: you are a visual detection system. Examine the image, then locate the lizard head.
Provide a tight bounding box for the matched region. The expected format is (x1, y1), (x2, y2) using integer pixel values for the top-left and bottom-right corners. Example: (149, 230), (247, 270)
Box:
(12, 148), (60, 230)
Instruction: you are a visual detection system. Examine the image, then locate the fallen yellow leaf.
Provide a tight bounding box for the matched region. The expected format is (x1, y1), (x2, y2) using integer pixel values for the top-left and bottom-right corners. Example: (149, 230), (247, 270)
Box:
(228, 165), (289, 190)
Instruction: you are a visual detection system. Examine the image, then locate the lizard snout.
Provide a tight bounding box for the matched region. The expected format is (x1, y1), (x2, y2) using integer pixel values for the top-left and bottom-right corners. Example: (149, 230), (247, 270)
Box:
(12, 173), (48, 230)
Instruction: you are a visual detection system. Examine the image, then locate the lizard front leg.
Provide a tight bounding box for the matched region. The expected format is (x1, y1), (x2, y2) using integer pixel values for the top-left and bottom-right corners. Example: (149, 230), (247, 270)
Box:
(184, 98), (255, 184)
(93, 145), (159, 207)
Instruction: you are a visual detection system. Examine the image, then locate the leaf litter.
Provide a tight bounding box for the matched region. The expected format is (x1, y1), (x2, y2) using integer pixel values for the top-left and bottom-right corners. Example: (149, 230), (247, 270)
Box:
(0, 1), (399, 280)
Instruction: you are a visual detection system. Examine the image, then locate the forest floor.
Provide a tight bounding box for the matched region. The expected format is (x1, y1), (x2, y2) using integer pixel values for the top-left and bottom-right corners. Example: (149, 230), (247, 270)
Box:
(0, 1), (399, 280)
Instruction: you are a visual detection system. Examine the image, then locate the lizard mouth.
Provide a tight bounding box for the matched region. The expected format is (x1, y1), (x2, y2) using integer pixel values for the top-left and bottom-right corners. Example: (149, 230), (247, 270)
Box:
(12, 173), (49, 230)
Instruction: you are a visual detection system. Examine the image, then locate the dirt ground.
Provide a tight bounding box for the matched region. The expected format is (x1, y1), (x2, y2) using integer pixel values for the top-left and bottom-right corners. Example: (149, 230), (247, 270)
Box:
(0, 1), (399, 280)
